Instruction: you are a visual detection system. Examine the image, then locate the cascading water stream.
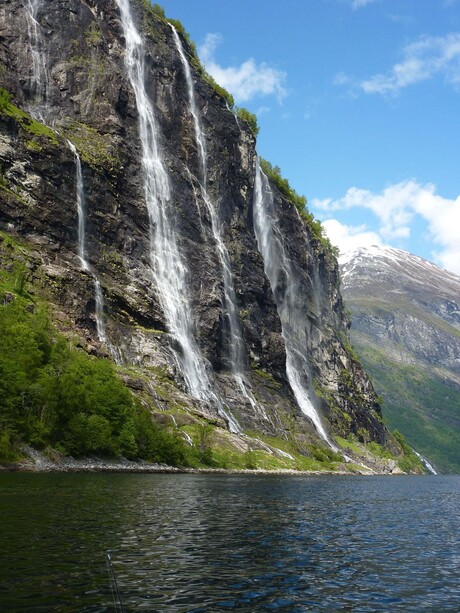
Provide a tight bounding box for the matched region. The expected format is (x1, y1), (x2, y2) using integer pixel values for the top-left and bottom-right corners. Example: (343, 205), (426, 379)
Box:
(253, 159), (333, 446)
(67, 141), (89, 272)
(116, 1), (239, 431)
(170, 25), (259, 413)
(25, 3), (119, 360)
(24, 0), (49, 119)
(67, 140), (108, 344)
(414, 451), (437, 475)
(94, 279), (108, 345)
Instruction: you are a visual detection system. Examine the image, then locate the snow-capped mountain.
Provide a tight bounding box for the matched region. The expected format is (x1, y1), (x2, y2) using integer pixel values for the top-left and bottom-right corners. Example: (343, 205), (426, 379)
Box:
(340, 245), (460, 473)
(340, 246), (460, 326)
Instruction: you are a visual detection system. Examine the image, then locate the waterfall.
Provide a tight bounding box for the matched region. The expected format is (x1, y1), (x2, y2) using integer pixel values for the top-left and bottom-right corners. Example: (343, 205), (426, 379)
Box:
(68, 142), (122, 363)
(94, 279), (108, 344)
(170, 25), (258, 412)
(24, 1), (116, 358)
(24, 2), (120, 361)
(24, 0), (49, 118)
(116, 2), (239, 431)
(253, 159), (333, 446)
(67, 140), (110, 348)
(414, 451), (438, 475)
(67, 141), (89, 272)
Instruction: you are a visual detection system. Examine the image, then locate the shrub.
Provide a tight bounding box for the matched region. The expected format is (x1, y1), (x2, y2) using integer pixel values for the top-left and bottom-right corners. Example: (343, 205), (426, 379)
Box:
(0, 295), (191, 464)
(0, 88), (12, 112)
(151, 3), (165, 18)
(259, 158), (339, 256)
(236, 107), (259, 136)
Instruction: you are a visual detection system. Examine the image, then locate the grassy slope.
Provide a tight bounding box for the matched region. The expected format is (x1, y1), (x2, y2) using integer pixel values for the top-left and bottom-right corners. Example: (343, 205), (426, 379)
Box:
(354, 340), (460, 473)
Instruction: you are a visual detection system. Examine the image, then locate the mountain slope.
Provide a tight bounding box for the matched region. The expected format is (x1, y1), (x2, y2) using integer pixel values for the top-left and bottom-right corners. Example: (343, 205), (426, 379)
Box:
(341, 245), (460, 473)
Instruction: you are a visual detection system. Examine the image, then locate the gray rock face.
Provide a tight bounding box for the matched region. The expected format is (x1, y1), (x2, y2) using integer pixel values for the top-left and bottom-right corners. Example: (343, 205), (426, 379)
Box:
(341, 245), (460, 380)
(340, 245), (460, 471)
(0, 0), (391, 448)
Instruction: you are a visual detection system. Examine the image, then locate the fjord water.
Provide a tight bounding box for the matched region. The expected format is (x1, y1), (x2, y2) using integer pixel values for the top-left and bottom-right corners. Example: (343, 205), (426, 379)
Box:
(1, 474), (459, 611)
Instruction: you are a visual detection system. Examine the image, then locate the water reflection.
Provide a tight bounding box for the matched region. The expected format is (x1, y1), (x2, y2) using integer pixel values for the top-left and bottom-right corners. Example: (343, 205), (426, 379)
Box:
(0, 474), (459, 611)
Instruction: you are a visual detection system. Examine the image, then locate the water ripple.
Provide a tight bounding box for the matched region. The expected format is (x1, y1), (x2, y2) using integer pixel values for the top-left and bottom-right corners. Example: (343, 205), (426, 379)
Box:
(0, 474), (459, 611)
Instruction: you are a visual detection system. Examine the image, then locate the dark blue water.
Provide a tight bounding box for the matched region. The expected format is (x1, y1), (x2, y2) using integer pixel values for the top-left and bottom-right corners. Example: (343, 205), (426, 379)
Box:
(0, 473), (459, 611)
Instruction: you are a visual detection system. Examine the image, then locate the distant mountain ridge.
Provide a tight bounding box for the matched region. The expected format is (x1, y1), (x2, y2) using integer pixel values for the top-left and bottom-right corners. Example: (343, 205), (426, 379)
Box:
(340, 245), (460, 473)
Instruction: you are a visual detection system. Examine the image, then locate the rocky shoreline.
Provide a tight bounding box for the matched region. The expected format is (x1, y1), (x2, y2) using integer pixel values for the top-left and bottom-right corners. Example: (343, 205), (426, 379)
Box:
(0, 446), (356, 475)
(0, 463), (364, 476)
(0, 447), (405, 476)
(0, 462), (346, 476)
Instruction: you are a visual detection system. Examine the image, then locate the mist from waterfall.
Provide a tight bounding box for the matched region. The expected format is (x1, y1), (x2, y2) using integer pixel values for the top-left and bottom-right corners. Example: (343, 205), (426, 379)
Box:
(24, 0), (49, 119)
(116, 1), (239, 431)
(170, 24), (258, 414)
(253, 159), (332, 445)
(67, 140), (110, 347)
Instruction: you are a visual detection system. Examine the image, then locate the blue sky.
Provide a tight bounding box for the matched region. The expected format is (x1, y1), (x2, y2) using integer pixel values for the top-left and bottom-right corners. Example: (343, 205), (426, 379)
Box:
(158, 0), (460, 274)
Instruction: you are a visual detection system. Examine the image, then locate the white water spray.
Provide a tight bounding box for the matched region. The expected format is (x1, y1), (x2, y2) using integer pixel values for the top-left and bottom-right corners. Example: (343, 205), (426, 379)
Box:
(253, 159), (333, 446)
(67, 140), (112, 349)
(414, 451), (438, 475)
(24, 0), (49, 118)
(170, 24), (258, 413)
(116, 2), (239, 431)
(67, 141), (89, 272)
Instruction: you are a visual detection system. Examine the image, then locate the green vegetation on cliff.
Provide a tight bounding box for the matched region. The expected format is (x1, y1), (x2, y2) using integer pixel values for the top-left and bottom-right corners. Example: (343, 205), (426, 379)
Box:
(0, 284), (355, 472)
(0, 234), (347, 471)
(259, 159), (338, 256)
(0, 234), (366, 472)
(0, 234), (190, 465)
(0, 87), (58, 146)
(0, 296), (190, 464)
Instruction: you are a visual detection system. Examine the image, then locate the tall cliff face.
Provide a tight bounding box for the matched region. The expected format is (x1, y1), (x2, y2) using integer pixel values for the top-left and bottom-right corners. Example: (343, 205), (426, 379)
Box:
(0, 0), (404, 469)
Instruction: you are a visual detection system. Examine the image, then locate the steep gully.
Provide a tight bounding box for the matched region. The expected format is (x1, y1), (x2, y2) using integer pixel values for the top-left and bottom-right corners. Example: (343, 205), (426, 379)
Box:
(23, 0), (338, 447)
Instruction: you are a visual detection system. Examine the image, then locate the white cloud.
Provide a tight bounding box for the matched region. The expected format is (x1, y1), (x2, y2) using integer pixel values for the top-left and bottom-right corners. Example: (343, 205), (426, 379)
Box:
(335, 33), (460, 96)
(359, 33), (460, 95)
(199, 34), (286, 103)
(333, 71), (352, 86)
(255, 106), (270, 116)
(351, 0), (378, 8)
(322, 219), (384, 254)
(313, 180), (460, 274)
